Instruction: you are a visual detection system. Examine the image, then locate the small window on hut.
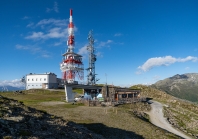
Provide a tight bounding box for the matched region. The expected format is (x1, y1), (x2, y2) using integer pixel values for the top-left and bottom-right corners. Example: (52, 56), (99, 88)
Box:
(122, 94), (127, 98)
(128, 94), (133, 98)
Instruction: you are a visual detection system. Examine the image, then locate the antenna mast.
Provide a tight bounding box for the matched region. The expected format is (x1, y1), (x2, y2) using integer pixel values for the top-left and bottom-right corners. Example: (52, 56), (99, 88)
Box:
(86, 30), (99, 85)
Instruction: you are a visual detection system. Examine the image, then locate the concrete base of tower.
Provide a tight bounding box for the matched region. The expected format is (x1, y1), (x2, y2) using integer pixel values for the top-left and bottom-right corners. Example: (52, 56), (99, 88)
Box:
(63, 84), (103, 102)
(64, 85), (76, 102)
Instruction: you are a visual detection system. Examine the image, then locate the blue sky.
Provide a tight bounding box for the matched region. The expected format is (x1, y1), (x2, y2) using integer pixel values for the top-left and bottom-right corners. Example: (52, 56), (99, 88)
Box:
(0, 0), (198, 87)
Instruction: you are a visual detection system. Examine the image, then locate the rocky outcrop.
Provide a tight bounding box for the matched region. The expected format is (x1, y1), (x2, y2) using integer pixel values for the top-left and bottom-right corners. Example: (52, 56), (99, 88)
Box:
(0, 95), (104, 139)
(164, 107), (198, 139)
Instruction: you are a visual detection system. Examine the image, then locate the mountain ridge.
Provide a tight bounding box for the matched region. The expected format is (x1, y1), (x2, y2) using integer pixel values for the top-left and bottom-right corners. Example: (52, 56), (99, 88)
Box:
(0, 85), (24, 91)
(151, 73), (198, 102)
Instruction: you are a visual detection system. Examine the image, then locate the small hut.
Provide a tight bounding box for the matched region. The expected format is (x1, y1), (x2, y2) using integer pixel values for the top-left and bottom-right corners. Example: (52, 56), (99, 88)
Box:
(102, 85), (141, 103)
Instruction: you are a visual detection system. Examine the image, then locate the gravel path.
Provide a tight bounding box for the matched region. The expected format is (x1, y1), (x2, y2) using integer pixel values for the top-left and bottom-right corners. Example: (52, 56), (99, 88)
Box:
(147, 100), (192, 139)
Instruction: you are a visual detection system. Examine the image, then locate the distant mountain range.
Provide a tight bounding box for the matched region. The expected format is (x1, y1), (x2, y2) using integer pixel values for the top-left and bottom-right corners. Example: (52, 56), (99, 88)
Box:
(151, 73), (198, 102)
(0, 85), (24, 92)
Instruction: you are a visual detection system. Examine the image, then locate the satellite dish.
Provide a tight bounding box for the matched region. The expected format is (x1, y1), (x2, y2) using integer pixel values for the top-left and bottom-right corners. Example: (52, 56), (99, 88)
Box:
(21, 75), (26, 83)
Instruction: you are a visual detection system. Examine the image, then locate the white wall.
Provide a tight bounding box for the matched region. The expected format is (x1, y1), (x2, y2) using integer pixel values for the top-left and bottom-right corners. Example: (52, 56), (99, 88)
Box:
(26, 74), (49, 83)
(26, 73), (58, 90)
(26, 83), (43, 90)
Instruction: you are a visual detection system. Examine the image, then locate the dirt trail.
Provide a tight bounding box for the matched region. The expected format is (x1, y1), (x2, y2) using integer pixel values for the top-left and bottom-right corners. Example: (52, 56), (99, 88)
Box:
(147, 100), (192, 139)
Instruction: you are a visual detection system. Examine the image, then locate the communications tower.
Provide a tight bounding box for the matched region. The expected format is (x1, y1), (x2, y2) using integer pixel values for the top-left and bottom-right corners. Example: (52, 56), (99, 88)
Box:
(86, 30), (99, 85)
(60, 9), (84, 84)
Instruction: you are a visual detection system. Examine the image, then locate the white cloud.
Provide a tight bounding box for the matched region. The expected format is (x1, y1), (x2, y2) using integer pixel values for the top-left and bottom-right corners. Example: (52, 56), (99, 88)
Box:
(46, 8), (52, 13)
(77, 40), (111, 59)
(25, 32), (45, 39)
(177, 56), (198, 62)
(78, 45), (103, 59)
(46, 1), (59, 13)
(26, 22), (34, 28)
(54, 41), (63, 46)
(41, 54), (50, 58)
(22, 16), (30, 20)
(54, 2), (59, 13)
(185, 67), (190, 70)
(25, 28), (68, 40)
(137, 56), (198, 73)
(96, 52), (103, 58)
(16, 44), (29, 50)
(97, 40), (113, 48)
(78, 45), (88, 55)
(37, 18), (67, 27)
(79, 40), (113, 59)
(77, 44), (104, 59)
(114, 33), (122, 37)
(0, 79), (24, 88)
(16, 44), (51, 58)
(107, 40), (113, 43)
(25, 18), (78, 42)
(47, 28), (66, 38)
(22, 15), (78, 56)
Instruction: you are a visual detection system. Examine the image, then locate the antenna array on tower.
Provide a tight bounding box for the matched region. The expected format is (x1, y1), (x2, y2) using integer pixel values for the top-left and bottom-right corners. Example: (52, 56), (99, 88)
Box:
(86, 30), (99, 85)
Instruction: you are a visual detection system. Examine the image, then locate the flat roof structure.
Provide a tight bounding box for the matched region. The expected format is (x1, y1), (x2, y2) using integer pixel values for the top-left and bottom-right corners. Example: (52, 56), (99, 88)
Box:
(64, 84), (103, 89)
(62, 52), (83, 57)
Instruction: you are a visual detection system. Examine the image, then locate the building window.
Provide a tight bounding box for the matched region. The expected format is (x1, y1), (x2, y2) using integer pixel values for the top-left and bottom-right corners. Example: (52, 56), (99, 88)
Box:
(36, 78), (37, 81)
(44, 78), (46, 81)
(40, 78), (42, 81)
(122, 94), (127, 98)
(128, 94), (133, 98)
(32, 79), (34, 81)
(28, 79), (30, 81)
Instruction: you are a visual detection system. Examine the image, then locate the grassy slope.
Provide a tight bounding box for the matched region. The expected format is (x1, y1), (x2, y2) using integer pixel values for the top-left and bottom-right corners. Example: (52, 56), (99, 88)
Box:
(151, 75), (198, 103)
(131, 85), (198, 137)
(153, 83), (198, 102)
(0, 89), (180, 139)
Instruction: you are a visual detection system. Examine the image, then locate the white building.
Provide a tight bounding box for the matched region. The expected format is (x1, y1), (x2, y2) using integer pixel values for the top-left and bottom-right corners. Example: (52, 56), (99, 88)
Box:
(26, 72), (63, 90)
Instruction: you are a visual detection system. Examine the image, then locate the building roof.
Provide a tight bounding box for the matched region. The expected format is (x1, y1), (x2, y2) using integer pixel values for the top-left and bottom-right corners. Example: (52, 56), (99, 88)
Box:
(62, 52), (82, 57)
(64, 84), (103, 89)
(114, 88), (141, 92)
(27, 72), (57, 76)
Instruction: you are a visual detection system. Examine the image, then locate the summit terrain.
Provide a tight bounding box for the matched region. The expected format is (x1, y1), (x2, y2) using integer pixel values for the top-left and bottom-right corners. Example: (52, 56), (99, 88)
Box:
(151, 73), (198, 102)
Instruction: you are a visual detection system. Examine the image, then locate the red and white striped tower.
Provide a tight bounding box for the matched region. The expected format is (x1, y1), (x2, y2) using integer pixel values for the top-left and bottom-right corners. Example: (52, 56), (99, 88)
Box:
(60, 9), (84, 84)
(67, 9), (74, 52)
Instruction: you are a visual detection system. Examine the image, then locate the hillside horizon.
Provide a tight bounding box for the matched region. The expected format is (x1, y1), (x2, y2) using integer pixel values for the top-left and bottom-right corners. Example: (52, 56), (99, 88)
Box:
(151, 73), (198, 103)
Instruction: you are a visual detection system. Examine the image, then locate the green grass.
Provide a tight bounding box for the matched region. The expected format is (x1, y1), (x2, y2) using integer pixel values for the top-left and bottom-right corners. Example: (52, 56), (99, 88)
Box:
(0, 89), (182, 139)
(64, 103), (84, 108)
(0, 90), (65, 106)
(72, 88), (83, 94)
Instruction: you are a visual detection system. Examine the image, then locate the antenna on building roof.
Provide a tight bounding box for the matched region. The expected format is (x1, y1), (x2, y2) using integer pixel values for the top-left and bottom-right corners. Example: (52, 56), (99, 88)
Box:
(105, 73), (107, 85)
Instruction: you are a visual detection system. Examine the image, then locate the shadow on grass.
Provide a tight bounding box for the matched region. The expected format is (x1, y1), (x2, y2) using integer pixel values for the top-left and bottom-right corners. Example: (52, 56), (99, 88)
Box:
(80, 123), (144, 139)
(146, 97), (153, 101)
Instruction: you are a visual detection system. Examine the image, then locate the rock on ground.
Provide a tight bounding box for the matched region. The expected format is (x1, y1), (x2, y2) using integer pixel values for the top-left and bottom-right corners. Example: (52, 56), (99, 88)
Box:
(0, 95), (104, 139)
